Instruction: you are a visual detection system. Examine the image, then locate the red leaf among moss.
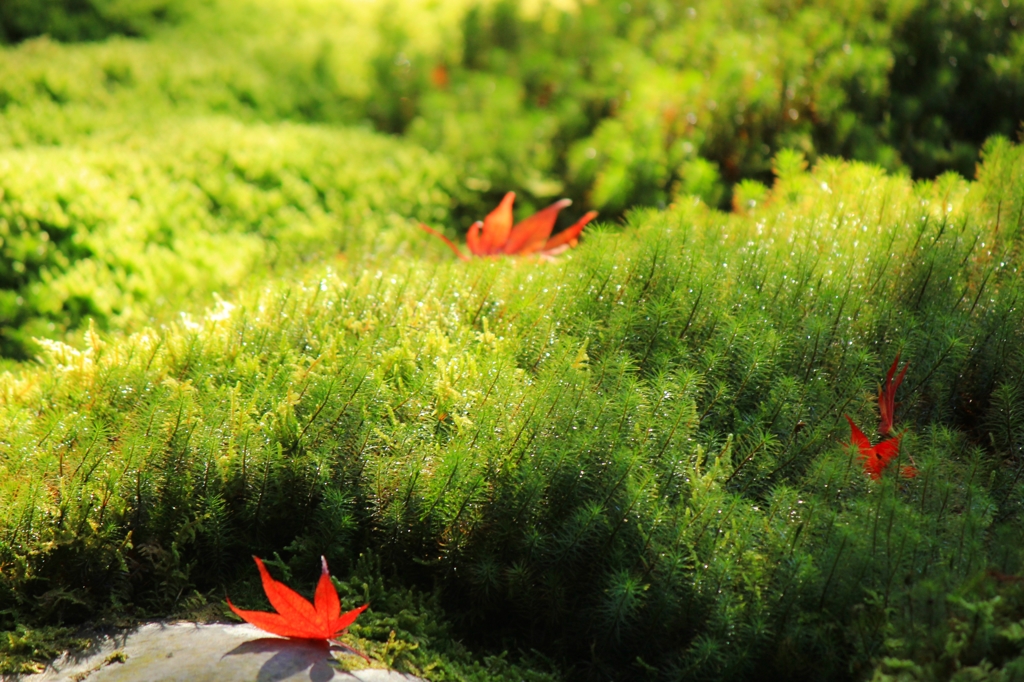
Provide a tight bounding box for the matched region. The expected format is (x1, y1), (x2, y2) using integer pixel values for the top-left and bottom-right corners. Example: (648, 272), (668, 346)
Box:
(846, 415), (903, 480)
(878, 354), (908, 436)
(421, 191), (598, 260)
(228, 556), (368, 659)
(430, 63), (449, 89)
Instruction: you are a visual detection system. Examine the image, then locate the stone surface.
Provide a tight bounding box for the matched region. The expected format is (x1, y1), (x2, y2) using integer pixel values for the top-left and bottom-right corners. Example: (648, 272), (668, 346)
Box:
(14, 623), (424, 682)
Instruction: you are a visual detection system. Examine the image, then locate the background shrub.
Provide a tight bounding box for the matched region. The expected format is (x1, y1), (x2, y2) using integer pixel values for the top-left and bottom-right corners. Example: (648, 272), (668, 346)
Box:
(399, 0), (1024, 217)
(4, 0), (1020, 219)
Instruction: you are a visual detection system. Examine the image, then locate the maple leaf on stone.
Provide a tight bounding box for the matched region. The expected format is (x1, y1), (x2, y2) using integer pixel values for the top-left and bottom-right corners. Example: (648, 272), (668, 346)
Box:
(227, 556), (368, 661)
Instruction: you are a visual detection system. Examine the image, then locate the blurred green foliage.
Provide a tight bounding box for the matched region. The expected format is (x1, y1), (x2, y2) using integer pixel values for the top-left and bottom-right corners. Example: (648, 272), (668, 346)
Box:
(401, 0), (1024, 216)
(0, 117), (453, 359)
(0, 0), (182, 44)
(3, 0), (1020, 220)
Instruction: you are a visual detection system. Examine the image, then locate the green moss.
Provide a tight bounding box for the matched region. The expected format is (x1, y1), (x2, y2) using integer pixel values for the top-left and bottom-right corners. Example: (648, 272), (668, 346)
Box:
(1, 146), (1022, 678)
(0, 625), (89, 675)
(0, 116), (454, 358)
(4, 0), (1020, 221)
(0, 0), (183, 45)
(2, 0), (1024, 677)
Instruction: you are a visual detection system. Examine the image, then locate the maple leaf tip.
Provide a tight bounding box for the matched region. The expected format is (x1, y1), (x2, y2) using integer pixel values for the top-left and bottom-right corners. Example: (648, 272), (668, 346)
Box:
(419, 223), (470, 261)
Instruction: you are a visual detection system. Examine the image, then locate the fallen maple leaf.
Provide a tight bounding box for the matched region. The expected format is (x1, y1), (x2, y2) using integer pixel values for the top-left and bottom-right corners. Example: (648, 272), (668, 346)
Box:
(228, 556), (368, 660)
(878, 354), (908, 436)
(431, 63), (449, 89)
(846, 415), (906, 480)
(421, 191), (598, 260)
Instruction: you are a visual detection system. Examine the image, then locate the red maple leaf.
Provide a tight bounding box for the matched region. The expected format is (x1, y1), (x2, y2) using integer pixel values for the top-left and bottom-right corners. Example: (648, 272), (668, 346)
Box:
(228, 556), (368, 660)
(846, 415), (905, 480)
(878, 353), (908, 436)
(421, 191), (598, 260)
(430, 63), (449, 89)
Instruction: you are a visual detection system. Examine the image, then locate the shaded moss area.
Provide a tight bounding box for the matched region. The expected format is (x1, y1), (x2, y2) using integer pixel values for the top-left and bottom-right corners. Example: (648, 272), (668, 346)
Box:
(0, 0), (182, 44)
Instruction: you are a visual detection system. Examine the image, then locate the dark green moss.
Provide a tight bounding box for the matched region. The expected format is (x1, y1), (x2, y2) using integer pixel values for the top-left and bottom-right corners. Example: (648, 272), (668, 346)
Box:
(0, 0), (182, 45)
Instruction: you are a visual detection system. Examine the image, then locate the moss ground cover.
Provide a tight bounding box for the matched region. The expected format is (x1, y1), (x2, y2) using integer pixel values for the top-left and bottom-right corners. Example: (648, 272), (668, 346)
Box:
(0, 117), (453, 359)
(2, 145), (1024, 678)
(2, 0), (1024, 679)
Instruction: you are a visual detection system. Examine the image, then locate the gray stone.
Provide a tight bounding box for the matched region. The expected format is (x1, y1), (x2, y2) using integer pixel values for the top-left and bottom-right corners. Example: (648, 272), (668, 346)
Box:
(12, 623), (424, 682)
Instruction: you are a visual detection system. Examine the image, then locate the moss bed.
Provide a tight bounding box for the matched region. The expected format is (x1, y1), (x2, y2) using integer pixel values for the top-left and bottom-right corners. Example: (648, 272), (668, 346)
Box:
(2, 1), (1024, 680)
